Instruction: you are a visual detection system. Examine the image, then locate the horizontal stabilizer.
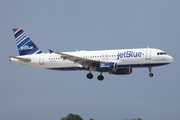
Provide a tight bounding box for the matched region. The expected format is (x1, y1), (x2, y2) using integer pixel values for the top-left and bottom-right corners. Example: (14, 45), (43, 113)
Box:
(6, 55), (31, 62)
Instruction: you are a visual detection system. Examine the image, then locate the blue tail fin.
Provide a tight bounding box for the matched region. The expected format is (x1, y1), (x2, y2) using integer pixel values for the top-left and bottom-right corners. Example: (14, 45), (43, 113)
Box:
(13, 28), (43, 56)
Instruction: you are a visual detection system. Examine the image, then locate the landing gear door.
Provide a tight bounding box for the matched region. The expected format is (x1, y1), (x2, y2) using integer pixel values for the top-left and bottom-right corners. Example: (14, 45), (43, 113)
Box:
(39, 56), (44, 65)
(146, 50), (151, 60)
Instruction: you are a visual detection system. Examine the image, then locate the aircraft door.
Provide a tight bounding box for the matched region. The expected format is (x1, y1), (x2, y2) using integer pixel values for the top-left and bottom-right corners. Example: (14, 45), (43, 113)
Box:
(39, 56), (44, 65)
(146, 50), (151, 60)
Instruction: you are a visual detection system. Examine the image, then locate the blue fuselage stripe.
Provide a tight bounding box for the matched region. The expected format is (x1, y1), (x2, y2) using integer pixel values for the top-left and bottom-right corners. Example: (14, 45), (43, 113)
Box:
(46, 63), (170, 71)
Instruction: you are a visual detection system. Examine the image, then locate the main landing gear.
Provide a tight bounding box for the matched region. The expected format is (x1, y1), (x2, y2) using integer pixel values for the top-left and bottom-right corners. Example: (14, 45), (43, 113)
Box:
(148, 66), (153, 77)
(86, 72), (104, 81)
(97, 72), (104, 81)
(87, 72), (93, 79)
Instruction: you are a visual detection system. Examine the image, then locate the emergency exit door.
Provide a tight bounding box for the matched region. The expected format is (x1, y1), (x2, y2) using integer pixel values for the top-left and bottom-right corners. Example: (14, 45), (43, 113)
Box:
(146, 50), (151, 60)
(39, 56), (44, 65)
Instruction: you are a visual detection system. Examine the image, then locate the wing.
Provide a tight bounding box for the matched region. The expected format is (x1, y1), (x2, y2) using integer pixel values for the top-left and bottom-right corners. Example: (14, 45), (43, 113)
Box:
(6, 55), (31, 62)
(53, 51), (101, 68)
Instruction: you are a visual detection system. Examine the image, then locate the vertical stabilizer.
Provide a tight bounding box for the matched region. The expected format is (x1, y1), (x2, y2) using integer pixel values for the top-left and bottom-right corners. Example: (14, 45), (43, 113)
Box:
(13, 28), (43, 56)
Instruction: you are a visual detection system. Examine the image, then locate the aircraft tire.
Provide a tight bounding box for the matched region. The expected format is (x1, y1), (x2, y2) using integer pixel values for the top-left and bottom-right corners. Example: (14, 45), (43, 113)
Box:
(149, 73), (153, 77)
(87, 73), (93, 79)
(97, 75), (104, 81)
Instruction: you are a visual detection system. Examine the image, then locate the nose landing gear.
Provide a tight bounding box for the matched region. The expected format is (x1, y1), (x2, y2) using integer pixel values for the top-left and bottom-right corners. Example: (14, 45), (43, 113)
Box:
(148, 66), (154, 77)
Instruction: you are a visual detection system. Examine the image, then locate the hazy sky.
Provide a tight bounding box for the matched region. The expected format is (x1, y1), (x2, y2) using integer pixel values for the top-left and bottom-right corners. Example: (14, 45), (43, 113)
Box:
(1, 0), (180, 120)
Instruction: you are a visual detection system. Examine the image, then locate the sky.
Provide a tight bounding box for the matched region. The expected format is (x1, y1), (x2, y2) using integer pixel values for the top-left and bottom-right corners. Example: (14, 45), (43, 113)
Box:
(0, 0), (180, 120)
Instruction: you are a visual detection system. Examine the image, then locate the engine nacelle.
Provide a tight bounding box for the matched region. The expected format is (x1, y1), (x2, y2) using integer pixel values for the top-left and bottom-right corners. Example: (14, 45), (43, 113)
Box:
(109, 68), (132, 75)
(96, 62), (117, 72)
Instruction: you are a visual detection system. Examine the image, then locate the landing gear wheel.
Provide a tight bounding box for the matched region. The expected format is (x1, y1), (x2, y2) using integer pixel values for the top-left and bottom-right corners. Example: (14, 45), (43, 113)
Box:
(149, 73), (153, 77)
(148, 66), (154, 77)
(87, 73), (93, 79)
(97, 75), (104, 81)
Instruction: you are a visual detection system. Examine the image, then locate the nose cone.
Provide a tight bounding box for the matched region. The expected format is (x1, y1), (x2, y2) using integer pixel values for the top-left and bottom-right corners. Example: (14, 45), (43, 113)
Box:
(168, 55), (173, 63)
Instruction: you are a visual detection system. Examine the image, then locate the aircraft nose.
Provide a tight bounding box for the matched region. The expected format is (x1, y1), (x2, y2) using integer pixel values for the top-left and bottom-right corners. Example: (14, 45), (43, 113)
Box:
(168, 55), (173, 63)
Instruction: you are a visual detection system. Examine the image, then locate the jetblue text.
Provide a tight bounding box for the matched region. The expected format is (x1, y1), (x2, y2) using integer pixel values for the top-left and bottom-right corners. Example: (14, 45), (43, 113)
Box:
(117, 51), (142, 59)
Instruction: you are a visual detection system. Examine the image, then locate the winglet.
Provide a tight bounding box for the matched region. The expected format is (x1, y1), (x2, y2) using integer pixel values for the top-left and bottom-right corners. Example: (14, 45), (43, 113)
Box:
(48, 49), (54, 54)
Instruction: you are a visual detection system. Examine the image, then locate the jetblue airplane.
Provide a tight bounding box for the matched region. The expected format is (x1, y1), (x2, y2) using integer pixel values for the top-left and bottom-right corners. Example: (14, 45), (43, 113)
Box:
(6, 28), (173, 81)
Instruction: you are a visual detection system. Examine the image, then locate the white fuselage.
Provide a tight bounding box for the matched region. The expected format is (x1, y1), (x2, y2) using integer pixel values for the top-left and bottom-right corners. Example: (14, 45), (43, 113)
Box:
(10, 48), (173, 71)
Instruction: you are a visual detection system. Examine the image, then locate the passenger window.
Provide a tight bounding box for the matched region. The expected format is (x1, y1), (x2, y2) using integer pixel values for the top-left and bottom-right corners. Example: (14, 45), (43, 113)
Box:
(157, 53), (159, 55)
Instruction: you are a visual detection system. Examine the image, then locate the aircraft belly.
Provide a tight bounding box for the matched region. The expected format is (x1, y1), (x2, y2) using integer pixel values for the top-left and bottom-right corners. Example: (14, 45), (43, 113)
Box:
(45, 60), (80, 69)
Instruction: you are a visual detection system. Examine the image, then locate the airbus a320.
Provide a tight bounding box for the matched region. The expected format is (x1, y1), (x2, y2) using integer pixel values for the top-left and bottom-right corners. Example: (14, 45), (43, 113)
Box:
(6, 28), (173, 81)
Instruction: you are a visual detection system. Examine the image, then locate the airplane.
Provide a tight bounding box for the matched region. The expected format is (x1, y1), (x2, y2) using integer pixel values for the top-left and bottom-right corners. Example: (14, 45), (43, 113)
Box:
(6, 28), (173, 81)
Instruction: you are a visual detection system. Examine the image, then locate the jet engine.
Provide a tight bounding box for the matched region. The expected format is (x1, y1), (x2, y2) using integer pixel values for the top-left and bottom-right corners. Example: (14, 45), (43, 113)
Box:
(109, 68), (132, 75)
(96, 62), (117, 72)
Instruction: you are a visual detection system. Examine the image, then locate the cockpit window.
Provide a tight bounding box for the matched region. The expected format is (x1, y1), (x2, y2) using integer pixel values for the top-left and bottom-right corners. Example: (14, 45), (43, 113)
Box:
(157, 52), (167, 55)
